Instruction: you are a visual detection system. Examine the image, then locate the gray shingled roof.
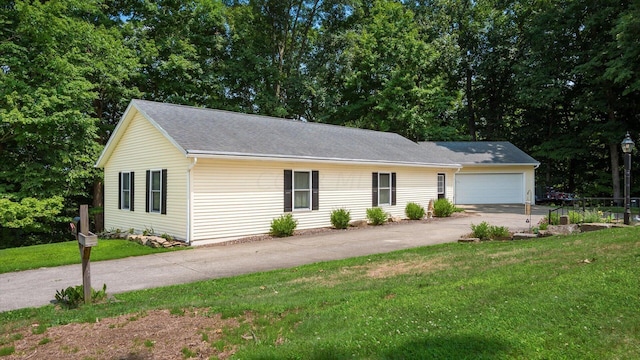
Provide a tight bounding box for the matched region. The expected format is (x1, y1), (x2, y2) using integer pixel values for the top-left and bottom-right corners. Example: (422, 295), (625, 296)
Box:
(132, 99), (456, 166)
(419, 141), (539, 165)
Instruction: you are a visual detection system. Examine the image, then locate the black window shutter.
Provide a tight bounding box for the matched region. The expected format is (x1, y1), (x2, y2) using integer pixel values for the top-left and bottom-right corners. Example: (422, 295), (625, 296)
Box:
(312, 170), (319, 211)
(145, 170), (150, 213)
(284, 170), (292, 212)
(391, 172), (397, 206)
(161, 169), (167, 215)
(372, 172), (378, 207)
(130, 172), (135, 211)
(118, 172), (122, 209)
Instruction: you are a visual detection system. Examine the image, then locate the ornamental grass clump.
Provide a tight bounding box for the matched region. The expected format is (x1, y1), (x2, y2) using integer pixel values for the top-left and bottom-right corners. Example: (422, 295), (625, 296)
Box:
(270, 214), (297, 237)
(330, 208), (351, 229)
(405, 202), (425, 220)
(366, 207), (387, 225)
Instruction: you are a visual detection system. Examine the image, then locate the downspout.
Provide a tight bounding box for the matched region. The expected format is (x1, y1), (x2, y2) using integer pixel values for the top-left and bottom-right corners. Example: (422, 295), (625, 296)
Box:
(186, 157), (198, 245)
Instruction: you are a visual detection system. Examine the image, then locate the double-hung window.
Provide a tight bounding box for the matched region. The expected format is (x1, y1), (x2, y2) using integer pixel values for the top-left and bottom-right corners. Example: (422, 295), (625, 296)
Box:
(146, 169), (167, 214)
(284, 170), (319, 212)
(378, 173), (391, 205)
(119, 171), (134, 211)
(437, 173), (446, 199)
(372, 172), (396, 207)
(294, 171), (311, 210)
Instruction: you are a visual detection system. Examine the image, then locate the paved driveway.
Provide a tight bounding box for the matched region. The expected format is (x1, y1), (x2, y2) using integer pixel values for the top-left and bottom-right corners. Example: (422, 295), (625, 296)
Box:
(0, 205), (547, 312)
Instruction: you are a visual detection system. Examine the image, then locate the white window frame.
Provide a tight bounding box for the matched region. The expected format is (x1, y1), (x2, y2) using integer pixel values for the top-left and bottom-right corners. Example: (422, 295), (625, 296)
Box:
(437, 173), (446, 198)
(378, 173), (391, 206)
(120, 171), (132, 210)
(149, 169), (163, 214)
(293, 170), (311, 211)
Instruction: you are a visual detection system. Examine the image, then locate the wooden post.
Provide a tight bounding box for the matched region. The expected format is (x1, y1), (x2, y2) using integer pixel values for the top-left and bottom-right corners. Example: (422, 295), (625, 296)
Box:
(79, 205), (92, 304)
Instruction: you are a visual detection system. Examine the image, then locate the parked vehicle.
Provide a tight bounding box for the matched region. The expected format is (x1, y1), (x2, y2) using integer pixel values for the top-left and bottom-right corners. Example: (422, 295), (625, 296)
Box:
(535, 187), (576, 205)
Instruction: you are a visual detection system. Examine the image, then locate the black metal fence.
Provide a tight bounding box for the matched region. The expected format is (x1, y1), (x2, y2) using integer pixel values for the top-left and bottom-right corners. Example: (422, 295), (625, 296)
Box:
(546, 197), (640, 224)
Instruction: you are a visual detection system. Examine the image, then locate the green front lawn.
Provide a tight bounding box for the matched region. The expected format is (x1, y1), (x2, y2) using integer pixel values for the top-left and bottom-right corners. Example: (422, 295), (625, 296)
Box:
(0, 240), (188, 274)
(1, 227), (639, 359)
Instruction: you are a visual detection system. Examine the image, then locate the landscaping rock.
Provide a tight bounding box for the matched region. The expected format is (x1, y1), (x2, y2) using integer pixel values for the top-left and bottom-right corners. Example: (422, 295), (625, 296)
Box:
(458, 237), (480, 243)
(349, 220), (368, 227)
(546, 224), (580, 236)
(388, 216), (403, 223)
(579, 223), (613, 232)
(560, 215), (570, 225)
(513, 233), (538, 240)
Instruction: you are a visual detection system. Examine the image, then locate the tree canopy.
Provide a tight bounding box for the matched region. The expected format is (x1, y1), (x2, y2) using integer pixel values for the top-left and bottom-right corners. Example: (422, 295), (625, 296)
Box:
(1, 0), (638, 247)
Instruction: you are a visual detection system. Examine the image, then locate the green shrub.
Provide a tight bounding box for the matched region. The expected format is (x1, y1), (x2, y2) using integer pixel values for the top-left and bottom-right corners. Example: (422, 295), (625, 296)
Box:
(405, 202), (425, 220)
(568, 210), (583, 224)
(366, 207), (387, 226)
(471, 222), (510, 240)
(433, 198), (457, 217)
(583, 209), (603, 223)
(489, 225), (510, 239)
(54, 284), (107, 309)
(330, 208), (351, 229)
(471, 221), (490, 240)
(545, 212), (560, 225)
(270, 214), (298, 237)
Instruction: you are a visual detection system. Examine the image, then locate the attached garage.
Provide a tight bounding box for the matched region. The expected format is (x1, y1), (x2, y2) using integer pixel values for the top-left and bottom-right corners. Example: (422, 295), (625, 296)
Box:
(455, 173), (524, 204)
(419, 142), (539, 205)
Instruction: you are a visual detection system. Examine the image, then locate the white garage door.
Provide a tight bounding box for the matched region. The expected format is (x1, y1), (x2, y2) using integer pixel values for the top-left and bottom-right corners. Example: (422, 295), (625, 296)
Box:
(455, 173), (524, 204)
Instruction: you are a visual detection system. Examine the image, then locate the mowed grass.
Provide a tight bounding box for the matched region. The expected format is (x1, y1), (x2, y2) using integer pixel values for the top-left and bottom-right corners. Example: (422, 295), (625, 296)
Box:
(1, 227), (640, 359)
(0, 239), (188, 274)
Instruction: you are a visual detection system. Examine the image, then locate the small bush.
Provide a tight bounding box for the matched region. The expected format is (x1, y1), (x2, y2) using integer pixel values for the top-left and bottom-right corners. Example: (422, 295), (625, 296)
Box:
(471, 222), (510, 240)
(405, 202), (425, 220)
(471, 221), (490, 240)
(433, 198), (457, 217)
(583, 209), (603, 223)
(270, 214), (297, 237)
(330, 208), (351, 229)
(545, 212), (560, 226)
(366, 207), (388, 225)
(54, 284), (107, 309)
(568, 210), (583, 224)
(489, 225), (510, 239)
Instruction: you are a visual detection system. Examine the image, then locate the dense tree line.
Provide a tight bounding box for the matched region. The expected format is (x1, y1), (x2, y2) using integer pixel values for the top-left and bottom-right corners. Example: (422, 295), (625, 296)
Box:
(1, 0), (638, 247)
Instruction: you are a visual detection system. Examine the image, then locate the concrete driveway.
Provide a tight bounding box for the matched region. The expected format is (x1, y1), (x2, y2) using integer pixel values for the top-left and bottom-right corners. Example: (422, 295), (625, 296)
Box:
(0, 205), (547, 312)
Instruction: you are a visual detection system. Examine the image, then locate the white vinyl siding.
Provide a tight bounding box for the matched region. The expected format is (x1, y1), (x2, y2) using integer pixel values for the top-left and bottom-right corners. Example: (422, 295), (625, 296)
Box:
(103, 111), (189, 239)
(191, 158), (456, 244)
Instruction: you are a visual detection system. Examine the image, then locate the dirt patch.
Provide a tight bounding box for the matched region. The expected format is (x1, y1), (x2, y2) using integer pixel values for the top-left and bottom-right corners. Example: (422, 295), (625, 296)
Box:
(5, 309), (245, 360)
(288, 256), (450, 287)
(364, 258), (449, 278)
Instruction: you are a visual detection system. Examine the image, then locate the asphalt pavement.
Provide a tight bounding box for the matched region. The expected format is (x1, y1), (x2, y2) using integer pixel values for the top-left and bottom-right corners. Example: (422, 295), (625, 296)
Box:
(0, 205), (547, 312)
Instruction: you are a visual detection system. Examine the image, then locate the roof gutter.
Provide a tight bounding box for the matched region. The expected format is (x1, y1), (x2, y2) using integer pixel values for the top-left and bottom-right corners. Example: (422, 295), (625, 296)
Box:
(184, 150), (462, 169)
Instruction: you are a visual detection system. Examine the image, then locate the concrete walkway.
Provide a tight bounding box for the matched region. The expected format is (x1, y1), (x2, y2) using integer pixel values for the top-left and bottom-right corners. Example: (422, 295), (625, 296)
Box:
(0, 205), (546, 312)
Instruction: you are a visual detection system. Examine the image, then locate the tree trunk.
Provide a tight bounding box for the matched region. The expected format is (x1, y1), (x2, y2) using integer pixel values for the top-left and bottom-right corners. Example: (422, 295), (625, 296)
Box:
(93, 179), (104, 232)
(465, 67), (476, 141)
(610, 143), (621, 205)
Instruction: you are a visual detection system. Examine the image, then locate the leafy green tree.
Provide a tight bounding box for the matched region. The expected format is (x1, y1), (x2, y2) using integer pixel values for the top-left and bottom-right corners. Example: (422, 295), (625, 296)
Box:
(0, 0), (139, 242)
(315, 0), (456, 141)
